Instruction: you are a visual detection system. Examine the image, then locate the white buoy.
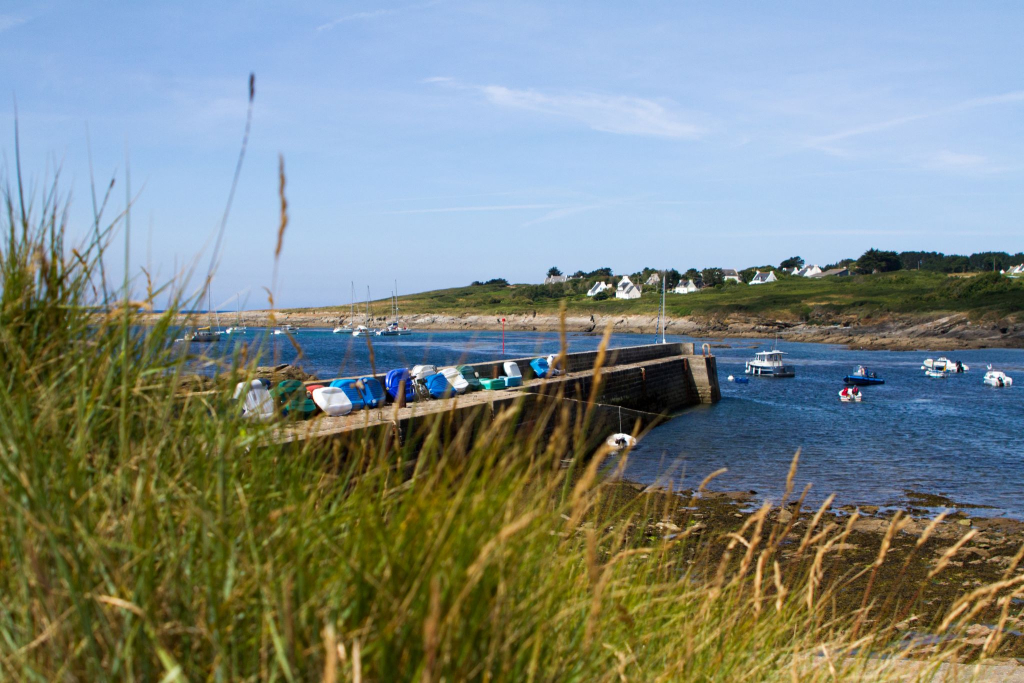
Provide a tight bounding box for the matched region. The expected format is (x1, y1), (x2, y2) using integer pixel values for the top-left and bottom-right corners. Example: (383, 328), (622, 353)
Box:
(727, 375), (735, 382)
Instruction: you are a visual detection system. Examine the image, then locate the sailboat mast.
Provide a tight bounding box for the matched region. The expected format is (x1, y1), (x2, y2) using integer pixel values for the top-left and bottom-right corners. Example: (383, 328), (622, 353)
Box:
(661, 269), (666, 344)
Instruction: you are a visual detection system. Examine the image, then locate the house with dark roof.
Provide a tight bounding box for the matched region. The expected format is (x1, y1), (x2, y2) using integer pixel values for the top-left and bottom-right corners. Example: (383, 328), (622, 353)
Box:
(748, 270), (778, 285)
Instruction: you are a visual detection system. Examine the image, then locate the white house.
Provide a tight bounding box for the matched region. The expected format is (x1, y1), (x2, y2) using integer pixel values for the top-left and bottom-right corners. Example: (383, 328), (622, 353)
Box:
(748, 270), (778, 285)
(1006, 264), (1024, 277)
(544, 274), (568, 284)
(644, 272), (661, 287)
(721, 268), (742, 284)
(586, 281), (610, 297)
(794, 264), (822, 278)
(615, 276), (642, 300)
(811, 267), (851, 278)
(672, 279), (700, 294)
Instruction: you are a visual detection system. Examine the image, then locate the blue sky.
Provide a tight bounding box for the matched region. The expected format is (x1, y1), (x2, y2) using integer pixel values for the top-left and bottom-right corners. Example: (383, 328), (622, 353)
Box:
(2, 1), (1023, 308)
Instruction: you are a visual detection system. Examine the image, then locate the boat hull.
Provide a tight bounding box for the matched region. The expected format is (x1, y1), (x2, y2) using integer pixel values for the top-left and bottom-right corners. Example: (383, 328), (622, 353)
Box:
(843, 376), (884, 386)
(745, 364), (795, 378)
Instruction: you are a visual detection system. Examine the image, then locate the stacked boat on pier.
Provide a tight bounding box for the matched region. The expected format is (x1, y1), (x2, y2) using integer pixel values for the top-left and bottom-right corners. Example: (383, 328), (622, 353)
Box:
(234, 356), (560, 421)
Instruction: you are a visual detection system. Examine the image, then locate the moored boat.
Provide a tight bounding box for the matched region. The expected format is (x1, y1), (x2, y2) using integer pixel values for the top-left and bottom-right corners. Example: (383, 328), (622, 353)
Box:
(983, 366), (1013, 387)
(745, 349), (795, 377)
(183, 326), (221, 342)
(838, 386), (863, 402)
(925, 368), (947, 379)
(922, 357), (968, 373)
(843, 365), (884, 386)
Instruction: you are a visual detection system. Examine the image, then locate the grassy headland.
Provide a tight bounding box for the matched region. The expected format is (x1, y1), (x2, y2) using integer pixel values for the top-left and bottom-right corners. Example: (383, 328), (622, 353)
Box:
(267, 270), (1024, 350)
(386, 270), (1024, 321)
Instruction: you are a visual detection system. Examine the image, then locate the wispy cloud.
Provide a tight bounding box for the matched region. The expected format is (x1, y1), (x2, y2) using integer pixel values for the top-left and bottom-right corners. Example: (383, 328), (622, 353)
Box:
(317, 1), (443, 32)
(808, 90), (1024, 149)
(521, 204), (600, 227)
(384, 203), (561, 214)
(921, 150), (1010, 174)
(427, 78), (706, 139)
(0, 14), (28, 32)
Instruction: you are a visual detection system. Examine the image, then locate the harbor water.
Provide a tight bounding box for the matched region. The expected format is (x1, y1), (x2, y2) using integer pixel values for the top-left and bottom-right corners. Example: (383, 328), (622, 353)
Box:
(204, 329), (1024, 517)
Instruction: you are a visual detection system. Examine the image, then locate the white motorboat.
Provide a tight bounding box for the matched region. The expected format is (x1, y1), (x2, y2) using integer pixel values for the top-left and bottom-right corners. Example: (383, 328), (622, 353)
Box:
(332, 326), (352, 334)
(838, 386), (863, 402)
(352, 325), (371, 337)
(983, 366), (1013, 387)
(745, 349), (795, 377)
(922, 357), (968, 373)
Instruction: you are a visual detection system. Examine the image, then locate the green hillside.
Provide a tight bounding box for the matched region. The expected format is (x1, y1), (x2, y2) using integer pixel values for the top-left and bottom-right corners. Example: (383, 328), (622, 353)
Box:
(310, 271), (1024, 322)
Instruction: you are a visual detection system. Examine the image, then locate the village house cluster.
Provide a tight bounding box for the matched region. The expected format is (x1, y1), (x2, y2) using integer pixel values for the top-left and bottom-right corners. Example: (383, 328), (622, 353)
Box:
(566, 263), (854, 299)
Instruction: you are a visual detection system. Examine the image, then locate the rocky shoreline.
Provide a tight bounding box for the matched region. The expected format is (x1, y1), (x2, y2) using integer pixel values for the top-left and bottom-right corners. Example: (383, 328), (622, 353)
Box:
(610, 480), (1024, 660)
(165, 309), (1024, 350)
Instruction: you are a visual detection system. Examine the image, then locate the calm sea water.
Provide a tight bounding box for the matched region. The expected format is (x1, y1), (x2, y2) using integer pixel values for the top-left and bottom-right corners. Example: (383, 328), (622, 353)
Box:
(202, 329), (1024, 517)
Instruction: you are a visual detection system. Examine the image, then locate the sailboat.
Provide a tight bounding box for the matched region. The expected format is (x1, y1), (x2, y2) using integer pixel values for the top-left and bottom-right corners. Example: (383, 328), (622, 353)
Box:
(333, 282), (355, 334)
(376, 282), (412, 336)
(226, 292), (246, 334)
(183, 283), (222, 342)
(352, 286), (372, 337)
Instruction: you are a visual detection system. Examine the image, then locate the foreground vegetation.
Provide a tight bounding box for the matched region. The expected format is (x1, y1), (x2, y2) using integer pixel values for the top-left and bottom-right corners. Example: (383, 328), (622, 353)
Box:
(7, 173), (1024, 681)
(368, 269), (1024, 322)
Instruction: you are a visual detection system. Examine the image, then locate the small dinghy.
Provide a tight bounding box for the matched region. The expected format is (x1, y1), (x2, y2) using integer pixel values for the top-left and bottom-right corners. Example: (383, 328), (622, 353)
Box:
(423, 373), (457, 399)
(439, 367), (470, 394)
(234, 379), (275, 421)
(359, 377), (387, 407)
(838, 386), (863, 402)
(311, 386), (354, 416)
(843, 365), (884, 386)
(530, 357), (551, 378)
(925, 369), (947, 379)
(329, 379), (366, 410)
(606, 433), (637, 452)
(734, 376), (749, 384)
(983, 366), (1013, 387)
(457, 365), (483, 391)
(503, 361), (523, 388)
(385, 368), (417, 402)
(480, 377), (506, 390)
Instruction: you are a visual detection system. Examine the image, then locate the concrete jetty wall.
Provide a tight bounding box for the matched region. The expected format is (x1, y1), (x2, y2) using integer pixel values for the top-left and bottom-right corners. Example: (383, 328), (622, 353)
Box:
(283, 342), (720, 449)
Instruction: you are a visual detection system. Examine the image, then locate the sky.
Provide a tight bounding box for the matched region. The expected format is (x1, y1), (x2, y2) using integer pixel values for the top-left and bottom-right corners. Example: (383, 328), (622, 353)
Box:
(1, 1), (1023, 309)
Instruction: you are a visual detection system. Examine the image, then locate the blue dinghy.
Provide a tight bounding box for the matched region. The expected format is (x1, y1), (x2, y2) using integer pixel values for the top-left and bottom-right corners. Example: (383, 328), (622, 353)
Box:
(530, 357), (550, 378)
(424, 373), (456, 399)
(329, 379), (366, 410)
(843, 365), (885, 386)
(385, 368), (416, 402)
(359, 376), (386, 408)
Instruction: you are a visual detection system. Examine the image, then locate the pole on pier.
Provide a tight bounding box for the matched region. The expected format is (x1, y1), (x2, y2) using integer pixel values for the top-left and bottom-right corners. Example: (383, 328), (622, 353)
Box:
(501, 318), (506, 356)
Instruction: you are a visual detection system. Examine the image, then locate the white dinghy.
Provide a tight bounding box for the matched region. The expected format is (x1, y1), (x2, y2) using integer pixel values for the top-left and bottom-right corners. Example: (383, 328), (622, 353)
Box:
(311, 386), (355, 416)
(234, 380), (275, 421)
(440, 367), (470, 394)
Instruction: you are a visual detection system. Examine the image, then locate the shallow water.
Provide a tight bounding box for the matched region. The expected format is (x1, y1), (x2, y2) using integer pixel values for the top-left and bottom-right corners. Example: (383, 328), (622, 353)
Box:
(200, 329), (1024, 517)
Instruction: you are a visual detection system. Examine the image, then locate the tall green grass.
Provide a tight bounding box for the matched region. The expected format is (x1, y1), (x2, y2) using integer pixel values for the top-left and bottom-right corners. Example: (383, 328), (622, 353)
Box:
(0, 169), (1018, 681)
